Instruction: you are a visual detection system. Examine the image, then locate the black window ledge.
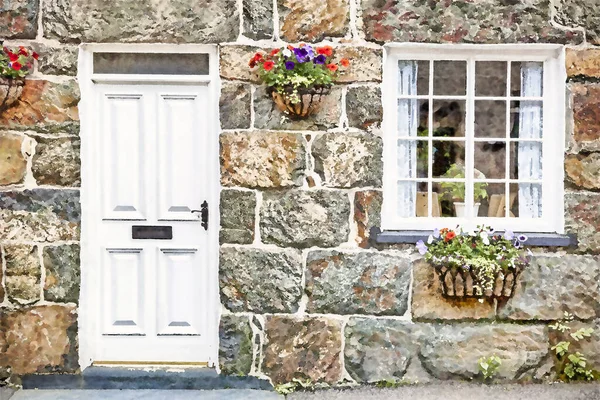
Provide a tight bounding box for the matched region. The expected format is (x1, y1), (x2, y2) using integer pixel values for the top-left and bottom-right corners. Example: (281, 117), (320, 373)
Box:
(372, 227), (577, 247)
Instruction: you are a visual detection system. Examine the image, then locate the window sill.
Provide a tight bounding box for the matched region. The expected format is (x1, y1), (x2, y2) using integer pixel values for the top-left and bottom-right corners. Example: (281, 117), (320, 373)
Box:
(372, 227), (577, 247)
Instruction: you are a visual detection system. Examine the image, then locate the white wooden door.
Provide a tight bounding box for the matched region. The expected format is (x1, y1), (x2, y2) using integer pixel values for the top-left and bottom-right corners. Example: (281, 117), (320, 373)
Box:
(93, 83), (213, 363)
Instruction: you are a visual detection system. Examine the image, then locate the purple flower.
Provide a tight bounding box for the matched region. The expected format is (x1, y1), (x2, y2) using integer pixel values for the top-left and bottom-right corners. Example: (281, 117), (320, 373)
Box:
(504, 230), (514, 240)
(285, 61), (295, 70)
(433, 228), (440, 239)
(416, 240), (428, 255)
(305, 45), (316, 59)
(314, 54), (326, 64)
(513, 239), (521, 249)
(293, 47), (309, 63)
(518, 234), (528, 242)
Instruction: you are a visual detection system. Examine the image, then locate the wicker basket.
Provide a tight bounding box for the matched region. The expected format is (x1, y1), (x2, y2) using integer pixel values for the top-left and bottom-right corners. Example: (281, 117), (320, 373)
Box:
(269, 85), (330, 119)
(434, 264), (523, 299)
(0, 77), (24, 112)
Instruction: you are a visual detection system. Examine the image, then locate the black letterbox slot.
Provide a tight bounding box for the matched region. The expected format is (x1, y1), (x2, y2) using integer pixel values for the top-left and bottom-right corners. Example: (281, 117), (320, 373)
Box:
(132, 226), (173, 240)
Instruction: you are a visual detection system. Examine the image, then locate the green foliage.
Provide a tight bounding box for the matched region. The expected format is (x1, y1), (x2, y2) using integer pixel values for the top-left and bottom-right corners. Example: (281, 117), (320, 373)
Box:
(478, 355), (502, 380)
(549, 312), (598, 382)
(374, 379), (412, 388)
(440, 163), (488, 202)
(274, 378), (313, 395)
(1, 43), (37, 79)
(417, 225), (531, 295)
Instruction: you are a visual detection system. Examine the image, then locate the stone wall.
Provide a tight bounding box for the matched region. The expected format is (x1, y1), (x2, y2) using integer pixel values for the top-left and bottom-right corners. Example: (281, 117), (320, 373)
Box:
(1, 0), (600, 388)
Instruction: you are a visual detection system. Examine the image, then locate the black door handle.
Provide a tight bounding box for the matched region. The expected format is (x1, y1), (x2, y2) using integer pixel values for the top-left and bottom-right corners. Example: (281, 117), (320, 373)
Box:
(191, 201), (209, 231)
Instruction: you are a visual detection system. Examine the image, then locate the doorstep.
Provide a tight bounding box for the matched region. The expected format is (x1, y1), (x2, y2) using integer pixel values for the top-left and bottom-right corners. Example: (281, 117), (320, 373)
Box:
(11, 390), (282, 400)
(21, 367), (273, 391)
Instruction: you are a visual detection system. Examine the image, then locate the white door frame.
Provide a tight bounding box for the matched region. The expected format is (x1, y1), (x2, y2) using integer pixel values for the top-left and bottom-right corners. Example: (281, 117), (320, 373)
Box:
(77, 43), (221, 369)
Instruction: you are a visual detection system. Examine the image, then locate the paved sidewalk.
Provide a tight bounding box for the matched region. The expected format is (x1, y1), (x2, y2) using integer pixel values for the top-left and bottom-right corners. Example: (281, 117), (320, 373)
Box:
(10, 389), (282, 400)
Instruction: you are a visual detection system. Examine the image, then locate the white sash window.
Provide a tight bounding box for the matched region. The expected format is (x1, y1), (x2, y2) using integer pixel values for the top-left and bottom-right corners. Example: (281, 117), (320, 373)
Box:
(381, 45), (566, 233)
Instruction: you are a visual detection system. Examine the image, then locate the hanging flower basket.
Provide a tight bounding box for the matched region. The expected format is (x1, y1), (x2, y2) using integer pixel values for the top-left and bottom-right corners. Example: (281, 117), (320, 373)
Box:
(268, 85), (330, 119)
(0, 77), (24, 111)
(416, 226), (531, 300)
(249, 44), (350, 120)
(434, 263), (524, 299)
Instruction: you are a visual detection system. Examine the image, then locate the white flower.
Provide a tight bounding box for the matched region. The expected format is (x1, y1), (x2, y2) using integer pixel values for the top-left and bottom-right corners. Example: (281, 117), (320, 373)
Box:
(480, 231), (490, 245)
(427, 235), (434, 244)
(282, 49), (292, 57)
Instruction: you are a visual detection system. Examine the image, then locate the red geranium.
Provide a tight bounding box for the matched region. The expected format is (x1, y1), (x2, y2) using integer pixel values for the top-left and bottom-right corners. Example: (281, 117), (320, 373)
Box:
(8, 52), (18, 62)
(270, 49), (280, 57)
(263, 60), (275, 71)
(32, 52), (39, 60)
(340, 58), (350, 67)
(317, 46), (333, 57)
(11, 62), (22, 71)
(444, 231), (456, 242)
(326, 63), (338, 72)
(18, 47), (28, 56)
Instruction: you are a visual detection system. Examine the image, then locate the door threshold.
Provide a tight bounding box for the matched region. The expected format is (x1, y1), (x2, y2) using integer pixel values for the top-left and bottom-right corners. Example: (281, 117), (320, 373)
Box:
(93, 361), (209, 368)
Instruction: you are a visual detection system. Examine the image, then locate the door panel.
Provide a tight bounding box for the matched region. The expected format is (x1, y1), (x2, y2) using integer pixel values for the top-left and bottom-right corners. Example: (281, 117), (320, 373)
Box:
(94, 83), (212, 363)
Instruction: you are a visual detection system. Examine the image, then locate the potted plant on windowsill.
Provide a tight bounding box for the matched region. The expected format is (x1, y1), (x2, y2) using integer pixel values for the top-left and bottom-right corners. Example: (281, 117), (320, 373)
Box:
(440, 163), (488, 217)
(249, 44), (349, 119)
(416, 226), (531, 298)
(0, 44), (38, 112)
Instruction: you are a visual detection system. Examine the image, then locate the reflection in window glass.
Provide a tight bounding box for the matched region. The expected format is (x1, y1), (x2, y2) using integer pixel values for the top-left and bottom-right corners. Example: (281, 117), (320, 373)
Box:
(93, 53), (210, 75)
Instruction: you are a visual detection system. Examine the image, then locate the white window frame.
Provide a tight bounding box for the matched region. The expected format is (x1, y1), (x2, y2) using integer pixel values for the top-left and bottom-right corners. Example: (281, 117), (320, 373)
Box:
(381, 44), (566, 233)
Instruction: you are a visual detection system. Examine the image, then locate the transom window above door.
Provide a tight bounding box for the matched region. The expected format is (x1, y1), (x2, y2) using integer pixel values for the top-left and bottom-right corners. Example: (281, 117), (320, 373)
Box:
(381, 45), (566, 233)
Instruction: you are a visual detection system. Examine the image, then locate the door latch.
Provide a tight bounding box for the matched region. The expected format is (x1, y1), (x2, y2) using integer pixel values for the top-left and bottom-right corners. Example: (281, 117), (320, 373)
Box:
(191, 201), (209, 230)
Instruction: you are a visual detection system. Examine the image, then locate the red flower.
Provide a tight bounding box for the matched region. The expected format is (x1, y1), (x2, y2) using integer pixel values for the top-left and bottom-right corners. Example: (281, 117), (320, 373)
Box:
(248, 58), (257, 68)
(270, 49), (280, 57)
(253, 52), (263, 62)
(287, 45), (294, 51)
(326, 63), (338, 72)
(18, 47), (28, 56)
(263, 60), (275, 71)
(444, 231), (456, 242)
(11, 62), (22, 71)
(32, 52), (39, 60)
(317, 45), (333, 57)
(340, 58), (350, 67)
(8, 52), (18, 62)
(299, 43), (306, 48)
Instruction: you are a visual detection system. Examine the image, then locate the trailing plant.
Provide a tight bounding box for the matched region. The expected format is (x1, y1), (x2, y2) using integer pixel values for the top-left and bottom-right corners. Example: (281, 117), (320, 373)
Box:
(249, 44), (349, 104)
(478, 355), (502, 380)
(416, 225), (532, 295)
(274, 378), (313, 395)
(1, 43), (38, 79)
(440, 163), (488, 203)
(550, 312), (598, 382)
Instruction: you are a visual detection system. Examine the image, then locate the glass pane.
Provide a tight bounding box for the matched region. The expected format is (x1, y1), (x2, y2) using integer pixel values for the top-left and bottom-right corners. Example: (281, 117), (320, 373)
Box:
(430, 100), (466, 137)
(513, 182), (542, 218)
(397, 181), (428, 217)
(416, 60), (430, 96)
(436, 181), (465, 217)
(432, 141), (465, 178)
(434, 61), (466, 96)
(475, 100), (506, 138)
(475, 61), (507, 97)
(397, 140), (426, 179)
(415, 141), (429, 179)
(511, 61), (543, 97)
(514, 100), (543, 139)
(475, 141), (506, 179)
(397, 98), (420, 138)
(477, 183), (505, 218)
(511, 142), (543, 180)
(93, 53), (210, 75)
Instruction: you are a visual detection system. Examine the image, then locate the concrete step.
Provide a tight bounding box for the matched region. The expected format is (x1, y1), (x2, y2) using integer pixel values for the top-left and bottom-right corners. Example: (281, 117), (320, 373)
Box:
(11, 389), (282, 400)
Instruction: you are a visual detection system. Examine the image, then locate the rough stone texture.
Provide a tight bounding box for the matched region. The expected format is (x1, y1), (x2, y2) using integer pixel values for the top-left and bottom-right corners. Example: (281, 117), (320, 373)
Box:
(361, 0), (583, 44)
(346, 86), (382, 130)
(220, 131), (306, 189)
(243, 0), (273, 40)
(220, 46), (262, 83)
(43, 0), (239, 43)
(254, 86), (342, 131)
(4, 244), (40, 305)
(570, 83), (600, 153)
(0, 131), (32, 185)
(566, 48), (600, 79)
(334, 47), (382, 83)
(420, 324), (549, 381)
(305, 250), (411, 315)
(32, 136), (81, 187)
(498, 256), (600, 320)
(345, 318), (430, 383)
(555, 0), (600, 45)
(263, 316), (342, 384)
(219, 315), (253, 376)
(219, 190), (256, 245)
(312, 132), (383, 188)
(220, 83), (251, 130)
(0, 80), (79, 134)
(35, 44), (79, 76)
(43, 244), (80, 304)
(565, 153), (600, 190)
(278, 0), (349, 42)
(565, 191), (600, 254)
(0, 189), (80, 242)
(412, 260), (496, 320)
(354, 190), (382, 248)
(0, 305), (78, 374)
(0, 0), (38, 39)
(260, 190), (350, 248)
(219, 247), (303, 313)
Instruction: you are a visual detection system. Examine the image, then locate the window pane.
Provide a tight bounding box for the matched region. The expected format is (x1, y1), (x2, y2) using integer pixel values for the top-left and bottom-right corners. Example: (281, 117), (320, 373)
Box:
(433, 141), (465, 178)
(514, 183), (542, 218)
(476, 183), (506, 218)
(515, 100), (543, 139)
(93, 53), (210, 75)
(436, 181), (465, 217)
(397, 140), (420, 179)
(397, 181), (428, 217)
(428, 100), (466, 137)
(511, 62), (543, 97)
(475, 100), (506, 138)
(397, 98), (424, 137)
(434, 61), (466, 96)
(511, 142), (543, 180)
(475, 141), (506, 179)
(414, 141), (429, 179)
(475, 61), (507, 97)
